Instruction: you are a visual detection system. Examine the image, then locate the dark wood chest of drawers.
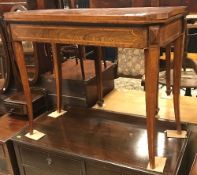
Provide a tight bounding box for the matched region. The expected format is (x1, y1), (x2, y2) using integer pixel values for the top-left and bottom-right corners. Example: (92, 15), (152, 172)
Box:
(39, 60), (115, 108)
(12, 109), (189, 175)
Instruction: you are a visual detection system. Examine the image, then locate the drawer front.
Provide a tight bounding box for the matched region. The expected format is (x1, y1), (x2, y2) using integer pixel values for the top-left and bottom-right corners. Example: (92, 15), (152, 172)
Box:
(0, 144), (5, 158)
(19, 146), (82, 175)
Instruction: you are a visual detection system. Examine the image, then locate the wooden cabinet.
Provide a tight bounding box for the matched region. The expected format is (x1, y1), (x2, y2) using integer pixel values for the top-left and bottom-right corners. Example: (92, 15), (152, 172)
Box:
(12, 109), (189, 175)
(0, 0), (26, 12)
(0, 114), (27, 175)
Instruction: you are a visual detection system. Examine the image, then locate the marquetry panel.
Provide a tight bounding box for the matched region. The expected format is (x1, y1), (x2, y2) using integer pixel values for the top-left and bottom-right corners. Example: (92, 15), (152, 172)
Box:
(10, 24), (147, 48)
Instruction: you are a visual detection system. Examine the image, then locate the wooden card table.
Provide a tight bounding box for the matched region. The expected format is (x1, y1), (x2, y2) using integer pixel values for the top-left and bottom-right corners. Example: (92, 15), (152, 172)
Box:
(4, 7), (187, 169)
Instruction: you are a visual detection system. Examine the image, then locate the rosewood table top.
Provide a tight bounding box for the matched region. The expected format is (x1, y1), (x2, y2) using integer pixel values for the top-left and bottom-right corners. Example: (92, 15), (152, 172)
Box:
(4, 6), (187, 24)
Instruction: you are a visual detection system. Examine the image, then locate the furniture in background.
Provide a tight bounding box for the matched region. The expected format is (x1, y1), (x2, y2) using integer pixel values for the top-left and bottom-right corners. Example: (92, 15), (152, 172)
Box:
(0, 16), (11, 94)
(0, 114), (27, 175)
(38, 59), (115, 108)
(187, 15), (197, 75)
(0, 1), (28, 114)
(158, 15), (197, 97)
(89, 0), (132, 8)
(0, 0), (26, 12)
(26, 0), (62, 10)
(132, 0), (197, 10)
(0, 1), (27, 94)
(68, 0), (197, 10)
(0, 0), (65, 115)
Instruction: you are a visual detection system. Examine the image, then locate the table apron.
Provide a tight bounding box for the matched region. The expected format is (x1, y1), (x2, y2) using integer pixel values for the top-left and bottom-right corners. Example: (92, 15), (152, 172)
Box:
(10, 18), (183, 48)
(10, 24), (148, 48)
(159, 19), (183, 46)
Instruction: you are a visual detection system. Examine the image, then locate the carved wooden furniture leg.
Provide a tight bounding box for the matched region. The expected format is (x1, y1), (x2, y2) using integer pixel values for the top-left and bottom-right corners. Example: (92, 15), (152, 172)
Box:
(51, 43), (62, 113)
(78, 45), (85, 80)
(173, 35), (184, 134)
(165, 44), (171, 95)
(95, 47), (104, 107)
(13, 41), (33, 134)
(144, 46), (160, 169)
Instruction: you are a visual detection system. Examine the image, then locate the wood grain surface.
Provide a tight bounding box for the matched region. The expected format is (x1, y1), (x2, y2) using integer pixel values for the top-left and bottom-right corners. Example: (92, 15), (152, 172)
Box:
(4, 7), (187, 24)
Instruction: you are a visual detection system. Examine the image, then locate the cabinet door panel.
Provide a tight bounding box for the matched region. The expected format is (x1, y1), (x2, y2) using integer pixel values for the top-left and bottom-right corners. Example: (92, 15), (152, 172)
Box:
(19, 146), (82, 175)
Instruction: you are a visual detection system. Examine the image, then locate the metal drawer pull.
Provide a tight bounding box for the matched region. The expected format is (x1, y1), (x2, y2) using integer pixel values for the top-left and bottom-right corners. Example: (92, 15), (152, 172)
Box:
(46, 157), (52, 165)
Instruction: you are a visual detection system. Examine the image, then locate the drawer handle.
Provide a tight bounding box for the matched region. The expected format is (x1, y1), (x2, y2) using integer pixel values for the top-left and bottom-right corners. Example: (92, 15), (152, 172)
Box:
(46, 157), (52, 165)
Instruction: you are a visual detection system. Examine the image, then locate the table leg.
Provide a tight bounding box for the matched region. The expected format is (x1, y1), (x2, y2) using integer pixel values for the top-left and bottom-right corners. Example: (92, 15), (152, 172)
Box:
(78, 45), (85, 80)
(13, 41), (33, 134)
(173, 35), (184, 134)
(51, 43), (62, 113)
(156, 72), (159, 115)
(165, 44), (171, 96)
(144, 46), (160, 169)
(95, 47), (104, 107)
(100, 47), (107, 69)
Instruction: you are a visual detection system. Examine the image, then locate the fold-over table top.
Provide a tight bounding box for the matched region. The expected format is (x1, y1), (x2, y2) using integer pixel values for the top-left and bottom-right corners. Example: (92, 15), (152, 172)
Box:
(4, 6), (187, 24)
